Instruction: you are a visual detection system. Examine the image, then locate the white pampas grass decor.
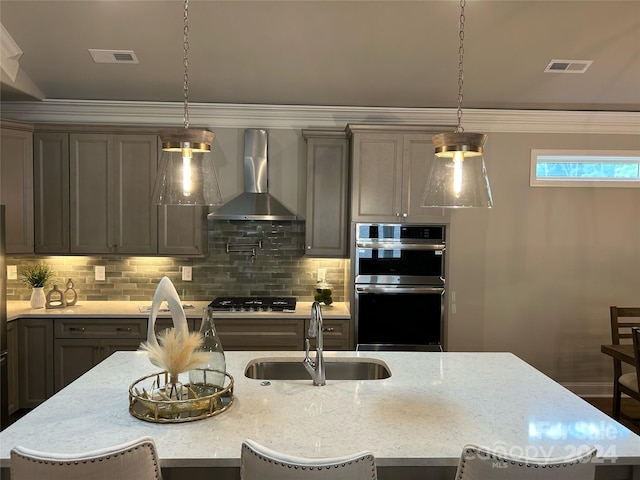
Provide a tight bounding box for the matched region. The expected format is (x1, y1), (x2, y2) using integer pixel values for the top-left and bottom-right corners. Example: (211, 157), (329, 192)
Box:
(139, 328), (209, 381)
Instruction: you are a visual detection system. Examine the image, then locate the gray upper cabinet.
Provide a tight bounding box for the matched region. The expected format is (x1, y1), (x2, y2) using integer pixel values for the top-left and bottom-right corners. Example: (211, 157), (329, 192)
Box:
(303, 130), (349, 257)
(34, 126), (206, 256)
(159, 205), (207, 256)
(348, 125), (449, 223)
(0, 121), (34, 253)
(70, 133), (158, 254)
(34, 133), (70, 253)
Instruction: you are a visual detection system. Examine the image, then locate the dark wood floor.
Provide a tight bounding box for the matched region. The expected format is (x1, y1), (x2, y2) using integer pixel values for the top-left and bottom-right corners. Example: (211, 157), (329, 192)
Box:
(584, 397), (640, 435)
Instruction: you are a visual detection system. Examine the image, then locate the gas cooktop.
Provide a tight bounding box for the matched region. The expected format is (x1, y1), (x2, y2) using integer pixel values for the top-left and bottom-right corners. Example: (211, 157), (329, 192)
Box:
(209, 296), (297, 313)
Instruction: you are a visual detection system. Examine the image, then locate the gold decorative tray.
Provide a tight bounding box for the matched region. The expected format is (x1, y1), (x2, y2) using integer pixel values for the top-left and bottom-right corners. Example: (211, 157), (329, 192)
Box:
(129, 371), (234, 423)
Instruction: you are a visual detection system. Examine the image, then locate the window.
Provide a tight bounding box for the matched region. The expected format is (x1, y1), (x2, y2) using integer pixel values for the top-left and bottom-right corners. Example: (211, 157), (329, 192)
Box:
(530, 149), (640, 187)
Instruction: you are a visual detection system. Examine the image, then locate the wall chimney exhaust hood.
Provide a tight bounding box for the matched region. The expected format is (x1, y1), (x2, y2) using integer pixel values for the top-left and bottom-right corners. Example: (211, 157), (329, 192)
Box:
(208, 129), (297, 221)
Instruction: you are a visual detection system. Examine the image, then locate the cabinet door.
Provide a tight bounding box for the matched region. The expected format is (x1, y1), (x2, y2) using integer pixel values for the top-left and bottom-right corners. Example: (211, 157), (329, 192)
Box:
(70, 134), (113, 253)
(54, 338), (101, 391)
(70, 134), (159, 254)
(100, 339), (144, 360)
(54, 339), (142, 391)
(18, 319), (54, 408)
(114, 135), (158, 254)
(215, 318), (305, 351)
(304, 132), (349, 257)
(159, 205), (207, 256)
(0, 126), (34, 253)
(7, 321), (19, 415)
(403, 134), (449, 222)
(34, 133), (70, 253)
(304, 318), (352, 350)
(351, 133), (404, 222)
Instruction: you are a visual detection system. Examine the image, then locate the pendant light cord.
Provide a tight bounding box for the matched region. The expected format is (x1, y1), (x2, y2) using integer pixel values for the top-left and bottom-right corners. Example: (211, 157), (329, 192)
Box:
(183, 0), (190, 129)
(455, 0), (466, 134)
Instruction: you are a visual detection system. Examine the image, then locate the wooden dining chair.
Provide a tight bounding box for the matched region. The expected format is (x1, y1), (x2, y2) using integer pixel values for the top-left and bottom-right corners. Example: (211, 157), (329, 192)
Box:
(454, 444), (597, 479)
(618, 327), (640, 424)
(609, 306), (640, 421)
(240, 439), (377, 480)
(10, 436), (162, 480)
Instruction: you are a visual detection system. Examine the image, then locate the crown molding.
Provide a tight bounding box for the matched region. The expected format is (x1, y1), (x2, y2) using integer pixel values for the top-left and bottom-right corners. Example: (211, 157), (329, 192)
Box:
(1, 99), (638, 135)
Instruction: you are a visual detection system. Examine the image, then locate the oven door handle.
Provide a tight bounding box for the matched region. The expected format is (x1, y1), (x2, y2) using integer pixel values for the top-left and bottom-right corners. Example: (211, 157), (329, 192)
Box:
(356, 242), (445, 251)
(355, 285), (445, 295)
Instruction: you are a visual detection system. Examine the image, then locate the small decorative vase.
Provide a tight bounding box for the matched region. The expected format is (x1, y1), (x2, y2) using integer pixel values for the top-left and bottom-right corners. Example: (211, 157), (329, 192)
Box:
(166, 375), (184, 401)
(30, 287), (46, 309)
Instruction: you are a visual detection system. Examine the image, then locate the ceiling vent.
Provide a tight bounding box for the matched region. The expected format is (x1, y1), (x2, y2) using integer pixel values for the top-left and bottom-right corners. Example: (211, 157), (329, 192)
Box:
(544, 59), (592, 73)
(89, 49), (139, 64)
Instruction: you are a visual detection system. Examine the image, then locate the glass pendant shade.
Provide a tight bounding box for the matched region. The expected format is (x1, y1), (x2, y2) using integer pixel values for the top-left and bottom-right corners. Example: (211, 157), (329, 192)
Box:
(422, 132), (493, 208)
(152, 128), (223, 206)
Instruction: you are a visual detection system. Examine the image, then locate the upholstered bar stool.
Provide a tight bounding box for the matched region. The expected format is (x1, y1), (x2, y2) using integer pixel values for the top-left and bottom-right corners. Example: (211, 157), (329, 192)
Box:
(454, 444), (597, 479)
(240, 439), (377, 480)
(10, 436), (162, 480)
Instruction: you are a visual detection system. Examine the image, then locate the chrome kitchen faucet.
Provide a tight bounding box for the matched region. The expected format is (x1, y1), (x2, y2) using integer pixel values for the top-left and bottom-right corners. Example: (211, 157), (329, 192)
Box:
(303, 301), (326, 386)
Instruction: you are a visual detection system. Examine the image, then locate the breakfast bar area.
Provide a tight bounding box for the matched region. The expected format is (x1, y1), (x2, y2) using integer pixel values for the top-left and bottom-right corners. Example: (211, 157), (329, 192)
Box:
(1, 350), (638, 480)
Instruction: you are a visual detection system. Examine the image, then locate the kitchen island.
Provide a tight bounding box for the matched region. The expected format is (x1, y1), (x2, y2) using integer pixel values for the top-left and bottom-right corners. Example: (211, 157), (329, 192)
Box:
(1, 350), (639, 480)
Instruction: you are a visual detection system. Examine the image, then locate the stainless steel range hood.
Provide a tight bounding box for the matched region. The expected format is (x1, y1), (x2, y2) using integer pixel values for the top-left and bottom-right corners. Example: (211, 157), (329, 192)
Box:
(208, 129), (297, 221)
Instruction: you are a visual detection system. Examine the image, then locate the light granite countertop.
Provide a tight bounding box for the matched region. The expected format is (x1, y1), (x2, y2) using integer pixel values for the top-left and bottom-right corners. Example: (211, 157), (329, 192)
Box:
(1, 350), (638, 475)
(7, 301), (350, 321)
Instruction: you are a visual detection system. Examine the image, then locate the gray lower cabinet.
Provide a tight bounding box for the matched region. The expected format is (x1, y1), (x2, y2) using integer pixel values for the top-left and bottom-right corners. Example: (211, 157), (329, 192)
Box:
(215, 318), (306, 351)
(347, 125), (449, 223)
(0, 121), (34, 254)
(305, 318), (351, 350)
(14, 315), (351, 408)
(302, 130), (350, 257)
(53, 318), (146, 391)
(54, 338), (142, 391)
(215, 318), (352, 351)
(18, 319), (54, 409)
(7, 321), (19, 415)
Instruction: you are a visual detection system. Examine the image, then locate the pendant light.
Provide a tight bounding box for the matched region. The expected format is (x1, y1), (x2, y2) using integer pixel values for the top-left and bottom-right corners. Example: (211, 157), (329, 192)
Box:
(151, 0), (223, 206)
(422, 0), (492, 208)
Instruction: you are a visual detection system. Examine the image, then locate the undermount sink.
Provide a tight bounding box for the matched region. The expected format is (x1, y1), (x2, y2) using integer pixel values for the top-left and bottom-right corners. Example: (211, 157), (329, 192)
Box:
(244, 357), (391, 381)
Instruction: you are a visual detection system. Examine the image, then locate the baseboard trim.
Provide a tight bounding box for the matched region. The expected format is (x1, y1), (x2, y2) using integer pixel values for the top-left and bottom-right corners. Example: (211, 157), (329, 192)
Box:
(561, 382), (612, 398)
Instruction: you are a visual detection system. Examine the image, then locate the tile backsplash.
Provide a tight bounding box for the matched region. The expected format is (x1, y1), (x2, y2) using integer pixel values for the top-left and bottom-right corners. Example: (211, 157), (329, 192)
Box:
(6, 220), (347, 302)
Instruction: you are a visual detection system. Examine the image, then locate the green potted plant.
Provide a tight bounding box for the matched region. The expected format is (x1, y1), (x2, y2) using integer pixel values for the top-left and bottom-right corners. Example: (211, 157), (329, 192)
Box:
(21, 264), (54, 309)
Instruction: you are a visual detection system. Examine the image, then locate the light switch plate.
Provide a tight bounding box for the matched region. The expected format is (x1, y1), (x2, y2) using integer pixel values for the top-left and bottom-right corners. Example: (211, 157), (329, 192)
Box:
(182, 266), (192, 281)
(95, 266), (106, 281)
(7, 265), (17, 280)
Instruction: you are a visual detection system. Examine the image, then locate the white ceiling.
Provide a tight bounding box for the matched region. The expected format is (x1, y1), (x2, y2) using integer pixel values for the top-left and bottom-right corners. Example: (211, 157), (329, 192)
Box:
(1, 0), (639, 112)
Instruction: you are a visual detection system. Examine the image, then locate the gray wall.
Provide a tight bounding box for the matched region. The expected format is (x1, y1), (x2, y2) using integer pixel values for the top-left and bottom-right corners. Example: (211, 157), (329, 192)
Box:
(447, 131), (640, 393)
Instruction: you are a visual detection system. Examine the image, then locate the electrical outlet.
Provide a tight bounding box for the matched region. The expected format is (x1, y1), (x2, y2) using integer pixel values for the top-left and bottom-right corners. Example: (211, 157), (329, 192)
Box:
(95, 266), (106, 281)
(182, 266), (192, 281)
(7, 265), (17, 280)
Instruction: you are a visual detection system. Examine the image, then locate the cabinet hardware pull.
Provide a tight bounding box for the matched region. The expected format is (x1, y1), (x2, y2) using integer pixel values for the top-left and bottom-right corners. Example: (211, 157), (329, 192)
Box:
(69, 327), (85, 332)
(116, 327), (132, 332)
(322, 327), (335, 332)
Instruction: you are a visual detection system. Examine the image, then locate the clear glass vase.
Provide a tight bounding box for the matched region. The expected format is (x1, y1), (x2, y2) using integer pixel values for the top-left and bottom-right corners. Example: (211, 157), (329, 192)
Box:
(189, 306), (226, 397)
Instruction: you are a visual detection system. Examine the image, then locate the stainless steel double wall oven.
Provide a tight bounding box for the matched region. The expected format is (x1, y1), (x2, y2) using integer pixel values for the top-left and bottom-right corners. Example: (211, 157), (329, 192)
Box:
(354, 223), (446, 351)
